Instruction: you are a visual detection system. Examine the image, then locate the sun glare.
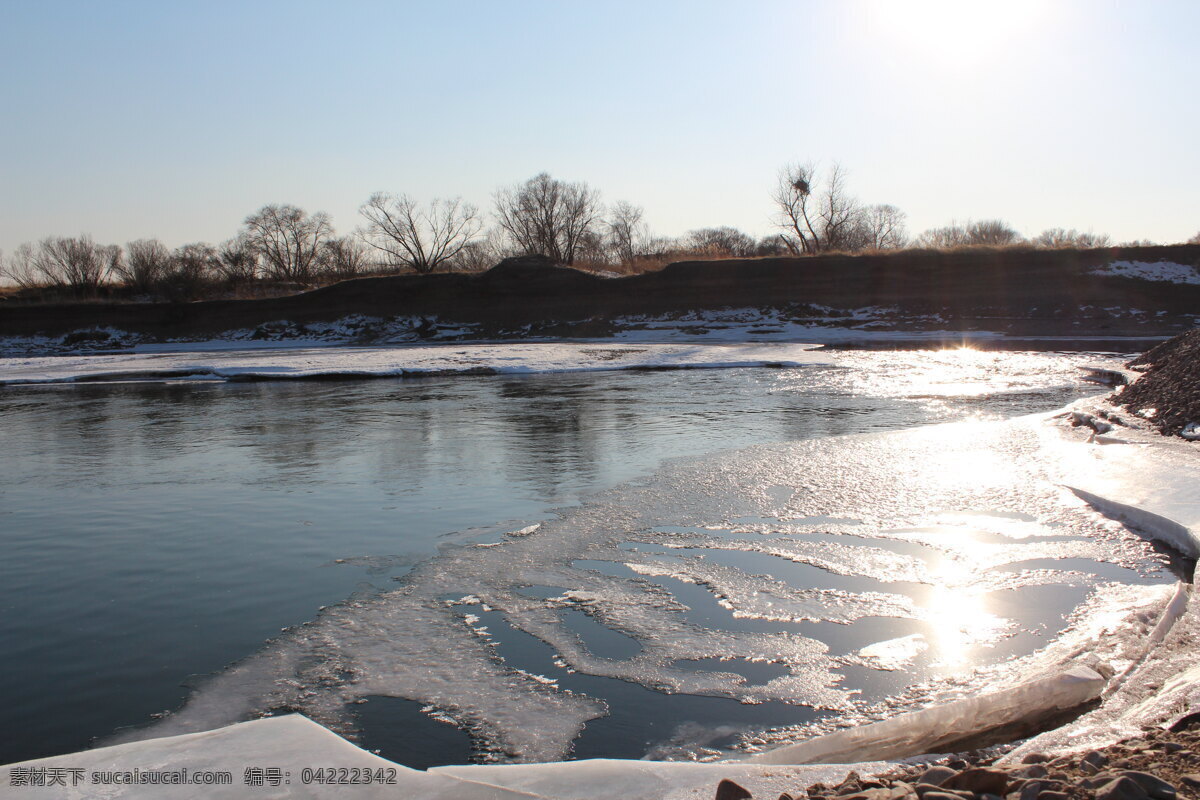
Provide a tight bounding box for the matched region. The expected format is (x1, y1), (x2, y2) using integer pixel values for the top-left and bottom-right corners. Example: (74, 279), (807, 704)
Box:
(865, 0), (1047, 67)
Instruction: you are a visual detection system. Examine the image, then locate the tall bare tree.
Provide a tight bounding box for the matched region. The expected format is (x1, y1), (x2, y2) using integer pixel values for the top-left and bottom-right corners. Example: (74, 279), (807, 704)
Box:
(8, 236), (120, 295)
(318, 235), (371, 279)
(158, 242), (219, 301)
(1, 244), (38, 290)
(917, 219), (1022, 248)
(860, 204), (909, 250)
(217, 236), (260, 283)
(606, 201), (649, 266)
(359, 193), (482, 273)
(773, 162), (820, 254)
(242, 204), (333, 283)
(493, 172), (603, 265)
(1033, 228), (1111, 248)
(114, 239), (171, 293)
(772, 162), (866, 253)
(965, 219), (1022, 245)
(684, 226), (757, 258)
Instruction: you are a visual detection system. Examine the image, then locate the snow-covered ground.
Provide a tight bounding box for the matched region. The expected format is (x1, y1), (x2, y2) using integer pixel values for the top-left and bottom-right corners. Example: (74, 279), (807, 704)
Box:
(1090, 260), (1200, 284)
(4, 385), (1198, 799)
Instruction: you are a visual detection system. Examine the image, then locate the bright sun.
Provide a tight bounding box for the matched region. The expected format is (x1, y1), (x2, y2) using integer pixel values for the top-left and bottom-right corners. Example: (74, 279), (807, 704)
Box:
(864, 0), (1047, 67)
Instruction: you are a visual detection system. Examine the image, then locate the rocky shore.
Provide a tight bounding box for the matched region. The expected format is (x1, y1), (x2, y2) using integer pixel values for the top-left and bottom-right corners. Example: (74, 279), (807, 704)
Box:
(1117, 328), (1200, 438)
(713, 717), (1200, 800)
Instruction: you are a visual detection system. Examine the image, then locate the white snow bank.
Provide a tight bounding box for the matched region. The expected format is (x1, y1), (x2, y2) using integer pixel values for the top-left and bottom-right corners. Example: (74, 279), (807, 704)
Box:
(992, 406), (1200, 759)
(1090, 260), (1200, 285)
(1037, 405), (1200, 558)
(0, 342), (834, 385)
(747, 666), (1106, 765)
(0, 715), (543, 799)
(432, 759), (888, 800)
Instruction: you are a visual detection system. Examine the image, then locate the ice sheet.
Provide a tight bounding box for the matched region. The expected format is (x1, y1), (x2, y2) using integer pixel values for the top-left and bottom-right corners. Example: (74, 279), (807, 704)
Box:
(0, 342), (834, 384)
(749, 665), (1105, 765)
(108, 405), (1172, 764)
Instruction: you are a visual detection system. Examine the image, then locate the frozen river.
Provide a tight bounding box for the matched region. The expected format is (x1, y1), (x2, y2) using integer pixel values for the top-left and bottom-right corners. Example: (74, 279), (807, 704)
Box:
(0, 344), (1176, 767)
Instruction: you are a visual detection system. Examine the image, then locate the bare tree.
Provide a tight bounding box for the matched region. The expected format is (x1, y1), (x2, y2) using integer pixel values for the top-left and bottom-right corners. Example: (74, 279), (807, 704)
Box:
(606, 201), (649, 266)
(1188, 232), (1200, 245)
(217, 236), (260, 284)
(242, 204), (333, 283)
(814, 164), (864, 252)
(966, 219), (1022, 245)
(773, 162), (820, 253)
(114, 239), (171, 293)
(358, 193), (482, 274)
(10, 236), (120, 295)
(318, 235), (371, 279)
(1, 244), (40, 290)
(159, 242), (219, 300)
(917, 219), (1021, 248)
(916, 223), (972, 249)
(860, 204), (909, 250)
(493, 172), (604, 265)
(1033, 228), (1111, 248)
(684, 226), (757, 258)
(754, 235), (793, 257)
(772, 162), (869, 253)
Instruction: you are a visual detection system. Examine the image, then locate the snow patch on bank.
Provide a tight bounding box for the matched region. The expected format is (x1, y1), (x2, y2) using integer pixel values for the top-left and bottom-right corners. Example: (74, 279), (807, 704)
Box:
(1091, 260), (1200, 285)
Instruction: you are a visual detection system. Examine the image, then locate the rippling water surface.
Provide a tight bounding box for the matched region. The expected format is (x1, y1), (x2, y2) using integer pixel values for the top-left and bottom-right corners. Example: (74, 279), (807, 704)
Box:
(0, 347), (1171, 766)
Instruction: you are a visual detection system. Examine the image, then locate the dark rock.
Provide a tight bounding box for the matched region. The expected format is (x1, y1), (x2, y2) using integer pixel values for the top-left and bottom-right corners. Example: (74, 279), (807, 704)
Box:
(1169, 712), (1200, 732)
(1096, 777), (1149, 800)
(1083, 750), (1111, 769)
(919, 767), (959, 787)
(1118, 771), (1177, 800)
(1179, 775), (1200, 789)
(1037, 793), (1070, 800)
(839, 791), (892, 800)
(779, 795), (795, 800)
(1016, 780), (1068, 800)
(945, 768), (1010, 795)
(1081, 774), (1120, 790)
(1009, 766), (1049, 780)
(716, 778), (753, 800)
(1020, 754), (1052, 765)
(916, 786), (964, 800)
(1162, 742), (1184, 754)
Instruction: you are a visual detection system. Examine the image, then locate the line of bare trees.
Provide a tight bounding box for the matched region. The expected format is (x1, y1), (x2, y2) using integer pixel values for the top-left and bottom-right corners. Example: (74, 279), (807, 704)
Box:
(3, 164), (1175, 299)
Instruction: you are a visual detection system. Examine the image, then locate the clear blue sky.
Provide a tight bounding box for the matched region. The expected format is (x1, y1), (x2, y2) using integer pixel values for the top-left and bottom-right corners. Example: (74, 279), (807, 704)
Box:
(1, 0), (1197, 256)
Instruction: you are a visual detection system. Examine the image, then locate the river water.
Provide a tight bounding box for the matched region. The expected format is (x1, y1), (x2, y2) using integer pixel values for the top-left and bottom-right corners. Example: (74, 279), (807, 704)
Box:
(0, 346), (1174, 766)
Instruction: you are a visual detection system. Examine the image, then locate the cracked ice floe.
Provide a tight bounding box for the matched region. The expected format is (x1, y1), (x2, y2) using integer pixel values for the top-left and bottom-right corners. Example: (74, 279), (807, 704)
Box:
(121, 411), (1173, 762)
(624, 558), (920, 624)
